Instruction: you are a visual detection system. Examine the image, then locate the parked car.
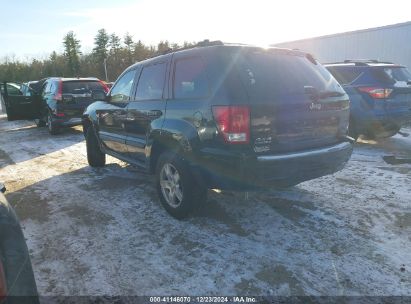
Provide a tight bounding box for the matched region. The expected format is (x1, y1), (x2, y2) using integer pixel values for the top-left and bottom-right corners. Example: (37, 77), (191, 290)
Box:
(0, 183), (39, 304)
(83, 41), (353, 219)
(20, 80), (48, 97)
(325, 60), (411, 139)
(1, 78), (109, 134)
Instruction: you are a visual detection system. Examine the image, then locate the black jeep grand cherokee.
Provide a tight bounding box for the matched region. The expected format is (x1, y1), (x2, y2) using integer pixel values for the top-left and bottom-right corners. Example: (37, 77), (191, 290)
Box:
(83, 41), (353, 219)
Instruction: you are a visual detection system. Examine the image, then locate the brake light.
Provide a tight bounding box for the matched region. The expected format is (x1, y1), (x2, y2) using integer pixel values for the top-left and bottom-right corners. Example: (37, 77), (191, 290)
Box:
(212, 106), (250, 144)
(357, 87), (393, 99)
(0, 259), (7, 300)
(52, 109), (65, 117)
(99, 80), (110, 94)
(54, 80), (63, 102)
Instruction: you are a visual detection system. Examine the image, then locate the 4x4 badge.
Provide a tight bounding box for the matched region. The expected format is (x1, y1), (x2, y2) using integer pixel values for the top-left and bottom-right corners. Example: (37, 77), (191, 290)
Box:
(309, 103), (322, 110)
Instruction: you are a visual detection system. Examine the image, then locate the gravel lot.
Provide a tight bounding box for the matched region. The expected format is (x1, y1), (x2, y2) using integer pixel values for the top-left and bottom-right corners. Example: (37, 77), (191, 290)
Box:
(0, 114), (410, 296)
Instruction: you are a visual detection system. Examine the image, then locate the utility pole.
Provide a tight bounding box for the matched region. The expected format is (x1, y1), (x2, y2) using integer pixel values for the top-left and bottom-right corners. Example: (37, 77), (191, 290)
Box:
(104, 58), (108, 82)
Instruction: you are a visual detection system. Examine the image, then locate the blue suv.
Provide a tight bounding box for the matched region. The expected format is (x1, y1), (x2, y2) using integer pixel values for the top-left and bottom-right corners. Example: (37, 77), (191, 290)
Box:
(325, 60), (411, 139)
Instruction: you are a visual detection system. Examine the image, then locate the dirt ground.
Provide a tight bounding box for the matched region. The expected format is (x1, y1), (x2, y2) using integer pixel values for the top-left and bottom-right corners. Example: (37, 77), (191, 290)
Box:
(0, 114), (410, 296)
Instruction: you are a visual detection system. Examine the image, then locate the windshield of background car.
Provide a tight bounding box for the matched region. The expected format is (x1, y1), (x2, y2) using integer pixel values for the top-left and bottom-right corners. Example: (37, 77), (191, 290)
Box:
(326, 67), (364, 85)
(231, 49), (344, 102)
(372, 66), (411, 86)
(62, 81), (105, 94)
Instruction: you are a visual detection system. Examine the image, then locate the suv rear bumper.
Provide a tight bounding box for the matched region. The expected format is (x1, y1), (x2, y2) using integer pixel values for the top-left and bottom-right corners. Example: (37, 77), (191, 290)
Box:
(355, 107), (411, 132)
(195, 141), (353, 190)
(51, 116), (83, 128)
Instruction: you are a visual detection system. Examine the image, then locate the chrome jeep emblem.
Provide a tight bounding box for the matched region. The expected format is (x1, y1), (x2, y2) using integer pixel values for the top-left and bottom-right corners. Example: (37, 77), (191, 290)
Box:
(309, 103), (322, 110)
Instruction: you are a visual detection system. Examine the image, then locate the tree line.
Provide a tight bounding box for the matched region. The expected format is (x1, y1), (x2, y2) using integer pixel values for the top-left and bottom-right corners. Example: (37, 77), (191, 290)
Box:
(0, 29), (196, 82)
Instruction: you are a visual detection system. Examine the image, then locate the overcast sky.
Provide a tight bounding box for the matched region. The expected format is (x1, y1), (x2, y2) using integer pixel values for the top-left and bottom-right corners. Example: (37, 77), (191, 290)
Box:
(1, 0), (410, 60)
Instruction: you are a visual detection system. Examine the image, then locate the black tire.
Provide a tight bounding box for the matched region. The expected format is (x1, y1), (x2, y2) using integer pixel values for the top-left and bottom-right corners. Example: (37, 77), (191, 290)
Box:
(378, 125), (400, 138)
(156, 152), (207, 219)
(34, 118), (46, 127)
(365, 125), (400, 139)
(86, 127), (106, 167)
(47, 112), (59, 135)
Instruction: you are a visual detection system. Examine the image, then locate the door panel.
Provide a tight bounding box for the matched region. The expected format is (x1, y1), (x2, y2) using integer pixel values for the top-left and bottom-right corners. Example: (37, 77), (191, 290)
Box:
(125, 59), (170, 164)
(1, 82), (42, 120)
(125, 102), (166, 162)
(97, 105), (129, 154)
(98, 69), (138, 155)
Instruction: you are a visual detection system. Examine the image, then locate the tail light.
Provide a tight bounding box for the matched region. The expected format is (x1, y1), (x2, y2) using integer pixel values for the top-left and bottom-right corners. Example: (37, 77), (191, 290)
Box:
(212, 105), (250, 144)
(52, 109), (65, 117)
(54, 80), (63, 102)
(357, 87), (393, 99)
(0, 258), (7, 300)
(99, 80), (110, 94)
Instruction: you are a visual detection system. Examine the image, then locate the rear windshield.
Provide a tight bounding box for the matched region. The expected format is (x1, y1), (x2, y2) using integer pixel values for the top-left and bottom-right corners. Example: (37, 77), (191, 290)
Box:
(372, 67), (411, 85)
(231, 50), (344, 99)
(326, 67), (363, 85)
(62, 81), (104, 94)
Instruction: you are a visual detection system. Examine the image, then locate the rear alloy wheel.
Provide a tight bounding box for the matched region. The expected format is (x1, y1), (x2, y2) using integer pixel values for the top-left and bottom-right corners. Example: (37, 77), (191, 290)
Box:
(47, 112), (59, 135)
(156, 152), (206, 219)
(86, 127), (106, 167)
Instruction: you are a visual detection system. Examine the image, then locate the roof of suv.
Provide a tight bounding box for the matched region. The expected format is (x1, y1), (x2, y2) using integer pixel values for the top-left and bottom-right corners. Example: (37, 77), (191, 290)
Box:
(47, 77), (100, 82)
(126, 40), (314, 70)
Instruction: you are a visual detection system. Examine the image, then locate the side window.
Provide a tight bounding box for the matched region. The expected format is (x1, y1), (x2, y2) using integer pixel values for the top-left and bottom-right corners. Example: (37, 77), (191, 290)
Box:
(110, 70), (137, 103)
(21, 84), (32, 96)
(50, 82), (56, 94)
(6, 84), (23, 96)
(135, 62), (167, 101)
(173, 57), (210, 99)
(42, 82), (52, 95)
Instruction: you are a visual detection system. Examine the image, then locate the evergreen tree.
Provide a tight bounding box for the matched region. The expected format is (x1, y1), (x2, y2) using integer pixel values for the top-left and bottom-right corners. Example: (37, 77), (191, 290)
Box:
(124, 33), (134, 51)
(62, 31), (82, 76)
(0, 34), (197, 82)
(109, 33), (121, 55)
(49, 51), (58, 75)
(123, 33), (134, 64)
(157, 40), (171, 54)
(93, 28), (110, 62)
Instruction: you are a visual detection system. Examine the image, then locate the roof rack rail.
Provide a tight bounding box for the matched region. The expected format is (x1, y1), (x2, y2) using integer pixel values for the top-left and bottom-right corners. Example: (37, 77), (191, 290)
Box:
(344, 59), (379, 63)
(325, 59), (394, 66)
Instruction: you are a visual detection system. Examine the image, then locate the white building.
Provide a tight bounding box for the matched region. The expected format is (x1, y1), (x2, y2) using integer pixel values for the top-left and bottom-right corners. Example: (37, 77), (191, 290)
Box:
(273, 21), (411, 68)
